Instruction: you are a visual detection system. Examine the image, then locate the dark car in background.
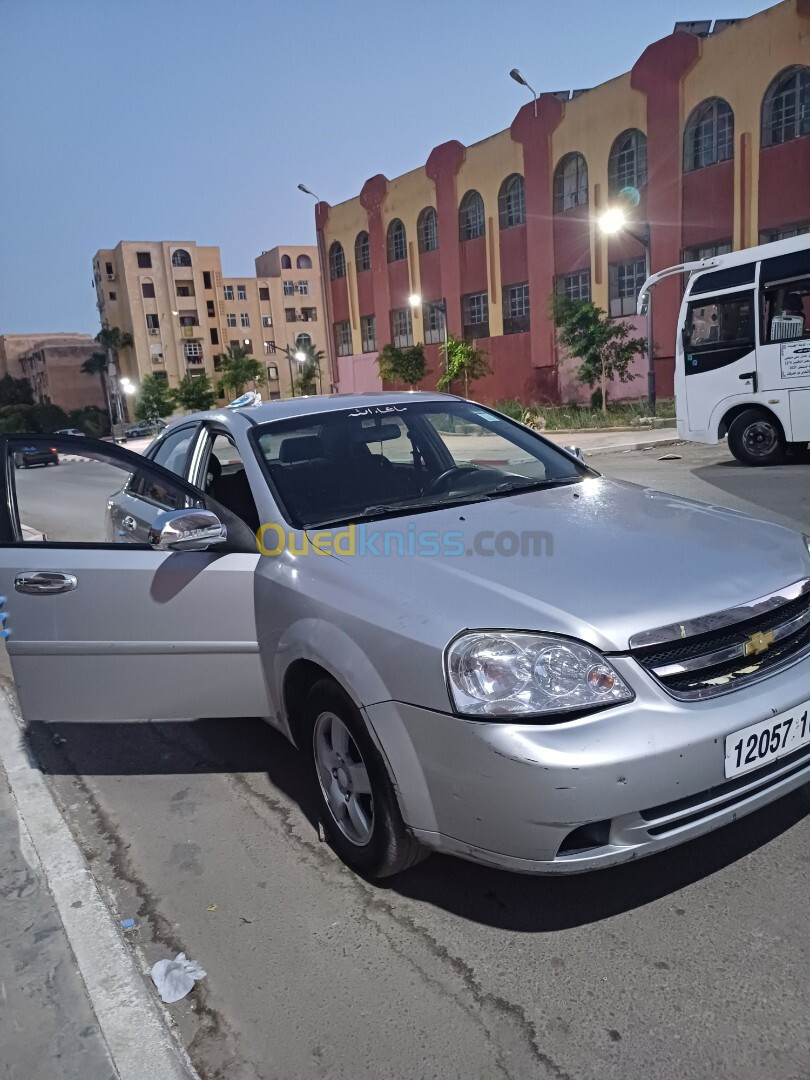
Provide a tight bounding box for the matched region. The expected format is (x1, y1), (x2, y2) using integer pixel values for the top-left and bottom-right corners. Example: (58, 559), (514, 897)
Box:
(14, 444), (59, 468)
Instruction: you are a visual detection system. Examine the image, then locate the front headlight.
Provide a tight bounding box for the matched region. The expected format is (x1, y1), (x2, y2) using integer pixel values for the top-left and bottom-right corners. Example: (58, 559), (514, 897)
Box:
(445, 632), (633, 719)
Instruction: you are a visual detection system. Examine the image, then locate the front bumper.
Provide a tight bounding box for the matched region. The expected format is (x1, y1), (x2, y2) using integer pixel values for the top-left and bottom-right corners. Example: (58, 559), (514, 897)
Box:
(364, 654), (810, 873)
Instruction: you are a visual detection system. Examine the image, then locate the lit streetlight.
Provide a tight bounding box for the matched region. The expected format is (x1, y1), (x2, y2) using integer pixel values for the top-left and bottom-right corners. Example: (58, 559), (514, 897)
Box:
(295, 350), (307, 364)
(598, 208), (656, 415)
(120, 377), (135, 396)
(409, 293), (449, 374)
(509, 68), (537, 118)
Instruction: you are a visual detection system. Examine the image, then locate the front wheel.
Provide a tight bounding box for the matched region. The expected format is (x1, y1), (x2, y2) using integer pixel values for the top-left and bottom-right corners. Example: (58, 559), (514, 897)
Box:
(305, 680), (425, 879)
(728, 409), (785, 467)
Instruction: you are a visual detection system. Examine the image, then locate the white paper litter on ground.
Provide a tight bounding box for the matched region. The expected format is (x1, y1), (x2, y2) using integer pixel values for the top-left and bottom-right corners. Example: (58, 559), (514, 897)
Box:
(150, 953), (206, 1003)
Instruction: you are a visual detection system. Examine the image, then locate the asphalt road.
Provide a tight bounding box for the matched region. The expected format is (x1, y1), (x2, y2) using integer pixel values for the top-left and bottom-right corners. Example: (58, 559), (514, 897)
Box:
(7, 440), (810, 1080)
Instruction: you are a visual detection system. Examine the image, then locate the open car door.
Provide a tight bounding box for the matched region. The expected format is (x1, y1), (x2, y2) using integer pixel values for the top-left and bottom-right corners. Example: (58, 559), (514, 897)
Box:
(0, 434), (271, 722)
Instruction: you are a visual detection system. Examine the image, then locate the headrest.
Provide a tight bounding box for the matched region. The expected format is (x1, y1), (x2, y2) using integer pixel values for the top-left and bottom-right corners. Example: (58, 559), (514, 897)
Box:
(278, 435), (326, 463)
(206, 454), (222, 481)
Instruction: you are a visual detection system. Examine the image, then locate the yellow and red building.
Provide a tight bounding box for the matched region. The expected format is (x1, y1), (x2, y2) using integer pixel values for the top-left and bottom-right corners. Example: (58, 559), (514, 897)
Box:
(319, 0), (810, 403)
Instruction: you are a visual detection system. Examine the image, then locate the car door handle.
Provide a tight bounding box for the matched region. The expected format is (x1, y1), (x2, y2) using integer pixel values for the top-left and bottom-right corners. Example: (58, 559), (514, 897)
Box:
(14, 571), (78, 595)
(121, 516), (137, 532)
(739, 372), (758, 391)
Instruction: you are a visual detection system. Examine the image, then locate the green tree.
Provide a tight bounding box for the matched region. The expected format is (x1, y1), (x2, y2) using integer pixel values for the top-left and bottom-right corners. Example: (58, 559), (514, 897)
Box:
(376, 343), (427, 388)
(0, 374), (34, 408)
(80, 351), (110, 402)
(30, 404), (69, 432)
(215, 346), (266, 399)
(68, 406), (110, 438)
(288, 343), (325, 396)
(0, 405), (35, 433)
(551, 295), (645, 413)
(436, 335), (490, 397)
(135, 374), (175, 421)
(173, 373), (216, 413)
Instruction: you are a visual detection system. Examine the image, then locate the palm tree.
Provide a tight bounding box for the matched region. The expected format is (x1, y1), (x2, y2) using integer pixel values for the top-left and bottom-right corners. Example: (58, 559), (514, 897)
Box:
(286, 343), (325, 396)
(80, 351), (110, 402)
(95, 326), (134, 424)
(215, 345), (265, 399)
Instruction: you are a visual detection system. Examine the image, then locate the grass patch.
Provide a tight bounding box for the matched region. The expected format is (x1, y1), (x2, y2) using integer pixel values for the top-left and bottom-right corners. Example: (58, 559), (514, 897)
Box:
(493, 398), (675, 430)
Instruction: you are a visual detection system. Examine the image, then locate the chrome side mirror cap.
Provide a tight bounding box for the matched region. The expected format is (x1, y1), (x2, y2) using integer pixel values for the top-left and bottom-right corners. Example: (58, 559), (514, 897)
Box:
(149, 509), (227, 551)
(563, 445), (584, 461)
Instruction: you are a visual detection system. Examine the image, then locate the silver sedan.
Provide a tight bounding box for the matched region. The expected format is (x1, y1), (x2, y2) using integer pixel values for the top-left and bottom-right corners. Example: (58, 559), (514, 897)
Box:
(2, 392), (810, 878)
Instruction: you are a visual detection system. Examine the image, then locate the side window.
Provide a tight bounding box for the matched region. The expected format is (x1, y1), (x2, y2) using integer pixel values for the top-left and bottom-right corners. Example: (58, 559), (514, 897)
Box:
(128, 426), (198, 506)
(684, 293), (754, 349)
(762, 277), (810, 342)
(150, 427), (198, 476)
(9, 437), (201, 544)
(203, 432), (243, 492)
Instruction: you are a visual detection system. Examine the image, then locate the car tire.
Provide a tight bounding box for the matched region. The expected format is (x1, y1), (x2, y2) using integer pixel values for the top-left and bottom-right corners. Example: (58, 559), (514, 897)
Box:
(728, 409), (786, 467)
(304, 679), (426, 879)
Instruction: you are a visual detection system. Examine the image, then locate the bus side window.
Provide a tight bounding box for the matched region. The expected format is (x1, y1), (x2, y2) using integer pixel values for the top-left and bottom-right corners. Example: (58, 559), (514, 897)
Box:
(764, 279), (810, 342)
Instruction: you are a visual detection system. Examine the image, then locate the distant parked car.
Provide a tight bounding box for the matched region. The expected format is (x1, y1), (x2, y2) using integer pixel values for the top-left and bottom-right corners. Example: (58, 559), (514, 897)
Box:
(123, 420), (167, 439)
(54, 428), (85, 436)
(14, 444), (59, 468)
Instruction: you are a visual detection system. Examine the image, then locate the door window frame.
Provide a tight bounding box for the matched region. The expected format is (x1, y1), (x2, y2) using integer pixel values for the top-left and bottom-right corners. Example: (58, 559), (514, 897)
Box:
(0, 434), (256, 552)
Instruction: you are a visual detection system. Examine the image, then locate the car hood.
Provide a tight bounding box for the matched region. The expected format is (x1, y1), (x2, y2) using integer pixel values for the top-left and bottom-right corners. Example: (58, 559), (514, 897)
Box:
(311, 478), (809, 652)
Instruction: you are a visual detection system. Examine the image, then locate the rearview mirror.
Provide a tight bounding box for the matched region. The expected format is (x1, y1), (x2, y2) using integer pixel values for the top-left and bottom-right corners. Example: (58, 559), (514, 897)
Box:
(148, 509), (227, 551)
(563, 445), (584, 460)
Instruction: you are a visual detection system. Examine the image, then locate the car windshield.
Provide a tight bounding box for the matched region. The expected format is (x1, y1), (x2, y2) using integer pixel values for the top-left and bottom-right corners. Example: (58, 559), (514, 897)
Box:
(252, 400), (589, 528)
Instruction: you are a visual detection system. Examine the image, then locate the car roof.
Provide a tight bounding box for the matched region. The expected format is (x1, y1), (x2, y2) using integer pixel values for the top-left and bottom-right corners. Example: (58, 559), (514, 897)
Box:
(164, 391), (463, 434)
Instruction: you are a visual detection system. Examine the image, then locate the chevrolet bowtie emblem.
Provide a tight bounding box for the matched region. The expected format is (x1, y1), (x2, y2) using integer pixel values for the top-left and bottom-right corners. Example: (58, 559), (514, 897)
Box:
(743, 630), (775, 656)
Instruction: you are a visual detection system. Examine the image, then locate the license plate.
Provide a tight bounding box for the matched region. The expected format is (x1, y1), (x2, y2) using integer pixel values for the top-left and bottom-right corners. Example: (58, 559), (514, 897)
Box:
(724, 703), (810, 778)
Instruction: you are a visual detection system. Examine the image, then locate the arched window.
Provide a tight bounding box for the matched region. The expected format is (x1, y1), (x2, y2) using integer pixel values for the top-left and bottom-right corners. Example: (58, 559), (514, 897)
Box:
(552, 154), (589, 213)
(171, 248), (191, 267)
(355, 231), (371, 271)
(280, 254), (292, 269)
(684, 98), (734, 170)
(296, 254), (312, 269)
(329, 241), (346, 280)
(295, 333), (312, 351)
(417, 207), (439, 253)
(608, 130), (648, 194)
(459, 190), (485, 241)
(498, 175), (526, 228)
(762, 66), (810, 147)
(387, 219), (407, 262)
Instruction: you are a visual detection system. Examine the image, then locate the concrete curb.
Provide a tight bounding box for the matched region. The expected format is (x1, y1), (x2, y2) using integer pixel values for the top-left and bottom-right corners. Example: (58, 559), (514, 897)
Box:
(581, 437), (685, 457)
(0, 690), (199, 1080)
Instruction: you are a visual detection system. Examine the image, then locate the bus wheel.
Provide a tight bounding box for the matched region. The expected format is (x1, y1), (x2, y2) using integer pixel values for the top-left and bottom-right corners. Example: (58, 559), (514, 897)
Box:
(728, 409), (785, 467)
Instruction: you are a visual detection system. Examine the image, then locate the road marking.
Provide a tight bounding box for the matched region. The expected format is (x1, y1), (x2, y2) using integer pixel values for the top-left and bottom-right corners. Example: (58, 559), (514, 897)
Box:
(0, 690), (199, 1080)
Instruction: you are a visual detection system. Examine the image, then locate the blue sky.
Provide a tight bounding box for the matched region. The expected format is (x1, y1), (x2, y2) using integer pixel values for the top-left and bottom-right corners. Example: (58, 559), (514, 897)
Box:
(1, 0), (769, 334)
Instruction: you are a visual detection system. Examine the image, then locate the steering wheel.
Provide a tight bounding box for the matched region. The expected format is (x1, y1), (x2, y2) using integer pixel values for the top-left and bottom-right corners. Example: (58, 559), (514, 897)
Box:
(422, 465), (482, 497)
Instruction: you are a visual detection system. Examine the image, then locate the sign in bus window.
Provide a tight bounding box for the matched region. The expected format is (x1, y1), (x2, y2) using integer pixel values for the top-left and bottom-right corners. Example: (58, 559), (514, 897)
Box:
(685, 294), (753, 349)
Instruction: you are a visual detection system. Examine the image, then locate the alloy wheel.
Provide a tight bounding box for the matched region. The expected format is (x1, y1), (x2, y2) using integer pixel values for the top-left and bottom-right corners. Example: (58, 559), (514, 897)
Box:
(313, 710), (374, 846)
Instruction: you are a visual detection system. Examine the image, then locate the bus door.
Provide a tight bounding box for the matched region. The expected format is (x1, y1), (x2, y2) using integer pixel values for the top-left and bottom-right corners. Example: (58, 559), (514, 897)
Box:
(681, 286), (756, 434)
(758, 248), (810, 441)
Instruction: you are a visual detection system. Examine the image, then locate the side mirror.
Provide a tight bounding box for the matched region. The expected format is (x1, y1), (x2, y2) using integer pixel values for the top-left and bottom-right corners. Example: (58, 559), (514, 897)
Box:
(563, 445), (584, 461)
(148, 509), (227, 551)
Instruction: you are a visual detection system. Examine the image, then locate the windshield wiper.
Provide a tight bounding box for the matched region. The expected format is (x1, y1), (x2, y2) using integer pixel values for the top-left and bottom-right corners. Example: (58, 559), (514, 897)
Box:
(489, 476), (582, 497)
(306, 493), (491, 530)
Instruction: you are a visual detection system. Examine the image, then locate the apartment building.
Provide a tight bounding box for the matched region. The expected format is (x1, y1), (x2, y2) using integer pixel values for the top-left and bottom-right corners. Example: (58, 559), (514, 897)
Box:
(0, 333), (106, 412)
(93, 242), (325, 401)
(254, 247), (329, 390)
(318, 0), (810, 403)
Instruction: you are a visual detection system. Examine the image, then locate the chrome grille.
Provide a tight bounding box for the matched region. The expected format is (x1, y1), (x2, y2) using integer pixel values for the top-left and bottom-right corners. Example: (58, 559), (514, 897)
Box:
(631, 579), (810, 699)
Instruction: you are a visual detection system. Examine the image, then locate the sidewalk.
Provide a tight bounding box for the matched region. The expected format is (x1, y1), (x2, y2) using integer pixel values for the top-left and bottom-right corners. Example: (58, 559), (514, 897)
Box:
(543, 426), (681, 455)
(0, 685), (198, 1080)
(0, 757), (117, 1080)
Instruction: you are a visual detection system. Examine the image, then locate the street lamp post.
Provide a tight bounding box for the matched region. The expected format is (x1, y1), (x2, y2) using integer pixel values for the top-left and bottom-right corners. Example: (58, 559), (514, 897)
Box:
(598, 208), (655, 415)
(409, 293), (448, 374)
(509, 68), (538, 118)
(298, 183), (338, 394)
